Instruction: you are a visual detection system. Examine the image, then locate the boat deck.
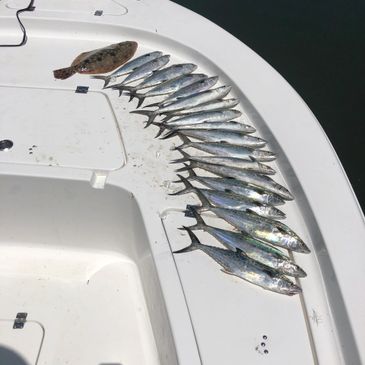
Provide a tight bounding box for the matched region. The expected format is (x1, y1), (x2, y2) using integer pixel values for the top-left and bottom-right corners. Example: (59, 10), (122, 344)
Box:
(0, 1), (364, 365)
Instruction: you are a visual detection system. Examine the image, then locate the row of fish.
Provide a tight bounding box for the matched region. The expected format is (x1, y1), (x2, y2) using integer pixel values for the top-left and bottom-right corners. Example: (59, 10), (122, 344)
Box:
(86, 45), (310, 296)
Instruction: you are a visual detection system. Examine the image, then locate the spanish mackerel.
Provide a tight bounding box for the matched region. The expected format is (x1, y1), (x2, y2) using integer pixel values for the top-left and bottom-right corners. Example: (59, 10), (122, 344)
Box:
(159, 121), (256, 138)
(162, 98), (240, 122)
(92, 51), (163, 88)
(183, 167), (285, 205)
(187, 208), (306, 277)
(162, 128), (266, 148)
(175, 139), (275, 161)
(172, 150), (275, 175)
(132, 86), (232, 126)
(176, 161), (293, 200)
(175, 227), (302, 296)
(165, 109), (242, 126)
(172, 175), (285, 219)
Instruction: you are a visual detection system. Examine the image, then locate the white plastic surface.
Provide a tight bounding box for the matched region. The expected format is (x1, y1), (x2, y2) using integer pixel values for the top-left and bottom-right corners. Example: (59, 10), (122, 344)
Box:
(0, 1), (364, 365)
(0, 86), (125, 171)
(0, 320), (43, 364)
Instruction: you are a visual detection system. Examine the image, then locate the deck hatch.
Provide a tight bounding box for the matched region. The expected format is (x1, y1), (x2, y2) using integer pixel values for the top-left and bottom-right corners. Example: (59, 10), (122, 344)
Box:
(0, 85), (126, 172)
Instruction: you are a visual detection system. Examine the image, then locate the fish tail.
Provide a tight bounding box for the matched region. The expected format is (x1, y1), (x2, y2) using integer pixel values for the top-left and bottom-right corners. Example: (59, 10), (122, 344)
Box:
(173, 226), (202, 254)
(185, 206), (206, 231)
(170, 149), (191, 164)
(161, 114), (174, 123)
(169, 174), (195, 196)
(144, 101), (161, 108)
(175, 161), (196, 172)
(53, 66), (77, 80)
(185, 165), (197, 180)
(159, 129), (177, 140)
(172, 163), (196, 180)
(153, 123), (169, 138)
(135, 95), (146, 108)
(173, 135), (191, 150)
(90, 75), (111, 88)
(130, 109), (158, 127)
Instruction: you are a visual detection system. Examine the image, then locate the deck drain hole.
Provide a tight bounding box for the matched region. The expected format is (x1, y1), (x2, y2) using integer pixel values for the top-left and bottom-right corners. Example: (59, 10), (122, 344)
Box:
(0, 139), (13, 151)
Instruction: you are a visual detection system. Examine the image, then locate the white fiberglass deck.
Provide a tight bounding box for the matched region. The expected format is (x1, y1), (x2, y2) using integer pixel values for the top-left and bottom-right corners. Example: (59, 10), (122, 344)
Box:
(0, 1), (364, 365)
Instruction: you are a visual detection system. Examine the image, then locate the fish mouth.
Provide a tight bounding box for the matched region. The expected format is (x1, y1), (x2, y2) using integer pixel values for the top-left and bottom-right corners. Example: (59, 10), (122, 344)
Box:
(298, 244), (311, 254)
(288, 284), (302, 295)
(295, 267), (307, 278)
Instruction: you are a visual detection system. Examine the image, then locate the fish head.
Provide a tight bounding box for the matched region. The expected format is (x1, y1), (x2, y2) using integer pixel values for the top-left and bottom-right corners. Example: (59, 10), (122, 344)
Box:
(279, 261), (307, 278)
(278, 278), (302, 296)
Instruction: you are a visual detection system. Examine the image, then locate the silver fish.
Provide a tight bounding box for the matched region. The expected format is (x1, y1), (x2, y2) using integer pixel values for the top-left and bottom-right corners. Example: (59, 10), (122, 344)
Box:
(177, 161), (293, 200)
(108, 55), (170, 88)
(187, 208), (306, 277)
(145, 76), (219, 108)
(165, 109), (242, 126)
(172, 150), (275, 175)
(183, 167), (285, 206)
(172, 175), (285, 219)
(159, 121), (256, 138)
(132, 86), (232, 126)
(162, 128), (266, 148)
(121, 63), (197, 106)
(175, 139), (275, 161)
(162, 98), (240, 122)
(206, 207), (310, 253)
(129, 73), (208, 105)
(175, 227), (302, 296)
(91, 51), (163, 87)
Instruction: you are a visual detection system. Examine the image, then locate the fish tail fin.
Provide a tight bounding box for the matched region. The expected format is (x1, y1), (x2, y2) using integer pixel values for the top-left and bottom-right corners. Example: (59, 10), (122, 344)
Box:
(175, 161), (196, 172)
(153, 122), (169, 138)
(53, 66), (77, 80)
(185, 206), (206, 231)
(90, 75), (111, 88)
(185, 164), (197, 180)
(172, 163), (196, 180)
(173, 226), (202, 254)
(169, 174), (195, 196)
(191, 185), (211, 208)
(159, 129), (177, 140)
(172, 135), (191, 150)
(161, 114), (174, 123)
(171, 149), (191, 164)
(144, 101), (161, 108)
(135, 95), (146, 108)
(130, 109), (158, 127)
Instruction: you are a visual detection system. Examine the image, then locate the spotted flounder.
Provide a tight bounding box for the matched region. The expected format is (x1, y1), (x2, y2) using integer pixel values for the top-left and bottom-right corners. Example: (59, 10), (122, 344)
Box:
(53, 41), (138, 80)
